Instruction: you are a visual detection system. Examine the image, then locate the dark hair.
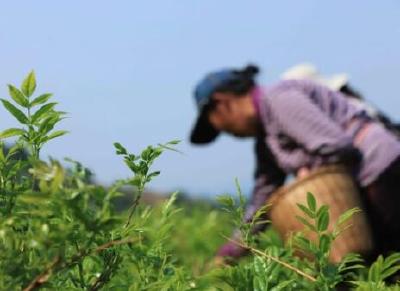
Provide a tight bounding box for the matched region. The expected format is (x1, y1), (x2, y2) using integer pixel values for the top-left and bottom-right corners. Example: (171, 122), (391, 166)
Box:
(215, 64), (260, 96)
(339, 84), (363, 100)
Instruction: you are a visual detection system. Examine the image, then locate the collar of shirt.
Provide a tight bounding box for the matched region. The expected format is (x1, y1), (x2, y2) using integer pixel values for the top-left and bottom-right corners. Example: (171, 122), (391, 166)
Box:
(251, 85), (264, 118)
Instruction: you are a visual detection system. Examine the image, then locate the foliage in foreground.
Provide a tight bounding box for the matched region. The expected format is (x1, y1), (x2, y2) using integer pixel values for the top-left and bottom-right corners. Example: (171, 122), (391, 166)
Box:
(0, 72), (399, 290)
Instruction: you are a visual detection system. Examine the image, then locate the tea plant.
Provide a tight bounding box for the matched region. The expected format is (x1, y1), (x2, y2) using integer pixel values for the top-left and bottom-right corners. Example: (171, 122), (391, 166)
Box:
(216, 188), (399, 290)
(291, 192), (365, 290)
(1, 72), (399, 290)
(351, 253), (400, 290)
(217, 178), (269, 247)
(0, 72), (190, 290)
(0, 71), (67, 160)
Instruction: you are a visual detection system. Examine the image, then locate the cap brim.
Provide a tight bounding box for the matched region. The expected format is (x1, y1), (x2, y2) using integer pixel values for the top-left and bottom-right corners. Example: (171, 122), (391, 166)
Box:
(190, 110), (219, 144)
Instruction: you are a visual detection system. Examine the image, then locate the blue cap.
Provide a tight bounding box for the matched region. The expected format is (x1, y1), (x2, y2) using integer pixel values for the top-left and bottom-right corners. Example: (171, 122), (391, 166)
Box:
(194, 69), (236, 111)
(190, 69), (236, 144)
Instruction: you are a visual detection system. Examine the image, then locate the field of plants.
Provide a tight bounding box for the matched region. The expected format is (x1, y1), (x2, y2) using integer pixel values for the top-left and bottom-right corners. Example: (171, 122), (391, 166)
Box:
(1, 72), (400, 290)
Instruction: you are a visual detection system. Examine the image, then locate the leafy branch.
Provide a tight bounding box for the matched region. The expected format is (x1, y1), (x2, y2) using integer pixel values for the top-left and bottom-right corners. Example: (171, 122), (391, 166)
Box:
(23, 237), (139, 291)
(223, 235), (317, 282)
(113, 140), (180, 227)
(0, 71), (67, 160)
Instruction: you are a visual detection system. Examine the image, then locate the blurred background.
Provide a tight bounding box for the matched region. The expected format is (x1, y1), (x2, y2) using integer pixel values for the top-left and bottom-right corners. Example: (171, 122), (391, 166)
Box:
(0, 1), (399, 199)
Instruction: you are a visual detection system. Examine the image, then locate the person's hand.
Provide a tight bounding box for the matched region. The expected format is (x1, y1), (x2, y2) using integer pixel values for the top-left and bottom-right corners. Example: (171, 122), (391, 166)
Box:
(297, 167), (311, 179)
(215, 240), (248, 261)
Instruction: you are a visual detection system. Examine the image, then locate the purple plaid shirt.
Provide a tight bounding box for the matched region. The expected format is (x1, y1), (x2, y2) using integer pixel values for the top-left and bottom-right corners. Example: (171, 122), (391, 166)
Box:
(245, 79), (400, 222)
(217, 79), (400, 257)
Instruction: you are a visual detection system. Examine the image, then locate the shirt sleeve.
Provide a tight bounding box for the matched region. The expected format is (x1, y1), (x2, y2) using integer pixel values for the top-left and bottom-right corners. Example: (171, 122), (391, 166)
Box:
(269, 88), (354, 156)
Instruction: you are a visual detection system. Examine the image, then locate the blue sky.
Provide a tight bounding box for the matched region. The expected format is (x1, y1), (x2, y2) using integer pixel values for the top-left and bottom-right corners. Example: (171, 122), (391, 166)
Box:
(0, 1), (399, 198)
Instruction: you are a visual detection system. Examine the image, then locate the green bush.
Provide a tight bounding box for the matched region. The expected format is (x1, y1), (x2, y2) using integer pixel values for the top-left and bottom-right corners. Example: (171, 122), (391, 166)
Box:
(0, 72), (399, 290)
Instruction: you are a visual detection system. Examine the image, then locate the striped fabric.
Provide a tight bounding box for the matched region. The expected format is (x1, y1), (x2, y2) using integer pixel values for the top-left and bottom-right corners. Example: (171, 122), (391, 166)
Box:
(245, 80), (400, 222)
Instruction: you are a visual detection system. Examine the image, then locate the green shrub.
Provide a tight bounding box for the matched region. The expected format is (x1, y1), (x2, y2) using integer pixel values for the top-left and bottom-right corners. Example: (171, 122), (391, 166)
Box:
(0, 72), (399, 290)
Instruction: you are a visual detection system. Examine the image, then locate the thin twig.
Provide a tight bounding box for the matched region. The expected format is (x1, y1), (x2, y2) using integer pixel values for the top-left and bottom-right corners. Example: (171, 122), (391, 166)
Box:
(125, 194), (141, 227)
(23, 256), (61, 291)
(222, 235), (317, 282)
(94, 238), (138, 253)
(64, 237), (138, 269)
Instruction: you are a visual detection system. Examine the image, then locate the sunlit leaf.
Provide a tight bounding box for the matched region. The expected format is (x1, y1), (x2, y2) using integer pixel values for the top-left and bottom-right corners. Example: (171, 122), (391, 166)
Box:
(306, 192), (317, 212)
(1, 99), (29, 124)
(21, 70), (36, 97)
(317, 210), (329, 232)
(0, 128), (25, 139)
(297, 203), (315, 219)
(31, 102), (57, 123)
(30, 93), (53, 107)
(8, 84), (29, 107)
(46, 130), (68, 141)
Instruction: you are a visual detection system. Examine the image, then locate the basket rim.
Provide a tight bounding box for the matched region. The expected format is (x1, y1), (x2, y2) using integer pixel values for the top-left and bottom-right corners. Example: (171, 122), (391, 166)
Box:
(267, 164), (352, 209)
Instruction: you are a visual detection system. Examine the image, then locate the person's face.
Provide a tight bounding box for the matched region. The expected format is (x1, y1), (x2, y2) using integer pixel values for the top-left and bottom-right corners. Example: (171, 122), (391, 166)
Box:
(207, 92), (258, 137)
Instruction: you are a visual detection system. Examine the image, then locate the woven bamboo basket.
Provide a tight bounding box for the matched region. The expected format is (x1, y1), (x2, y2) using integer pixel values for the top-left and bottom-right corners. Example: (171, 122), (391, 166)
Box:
(267, 165), (374, 263)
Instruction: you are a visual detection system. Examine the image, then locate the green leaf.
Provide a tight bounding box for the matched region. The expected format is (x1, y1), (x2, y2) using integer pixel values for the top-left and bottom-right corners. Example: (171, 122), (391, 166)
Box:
(295, 235), (312, 251)
(39, 116), (59, 135)
(297, 203), (315, 219)
(381, 265), (400, 281)
(30, 93), (53, 107)
(0, 144), (4, 162)
(1, 99), (29, 124)
(146, 170), (160, 182)
(252, 205), (269, 223)
(316, 205), (329, 219)
(140, 146), (152, 160)
(368, 255), (383, 282)
(162, 191), (178, 215)
(382, 253), (400, 270)
(306, 192), (317, 212)
(114, 142), (128, 155)
(21, 70), (36, 97)
(31, 102), (57, 123)
(6, 143), (23, 159)
(157, 143), (182, 154)
(235, 178), (246, 207)
(217, 195), (235, 209)
(166, 139), (180, 145)
(0, 128), (25, 139)
(46, 130), (68, 141)
(317, 210), (329, 232)
(8, 85), (29, 107)
(339, 264), (365, 273)
(337, 207), (360, 226)
(18, 191), (51, 204)
(296, 215), (317, 232)
(338, 253), (365, 273)
(319, 234), (331, 254)
(380, 253), (400, 280)
(271, 280), (294, 291)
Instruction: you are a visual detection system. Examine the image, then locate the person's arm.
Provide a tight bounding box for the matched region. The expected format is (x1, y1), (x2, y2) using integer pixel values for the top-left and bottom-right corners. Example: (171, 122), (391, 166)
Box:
(216, 137), (286, 258)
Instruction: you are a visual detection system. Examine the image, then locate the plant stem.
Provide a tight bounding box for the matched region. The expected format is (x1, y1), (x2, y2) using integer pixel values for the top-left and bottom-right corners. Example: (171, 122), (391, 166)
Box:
(223, 236), (317, 282)
(125, 183), (145, 228)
